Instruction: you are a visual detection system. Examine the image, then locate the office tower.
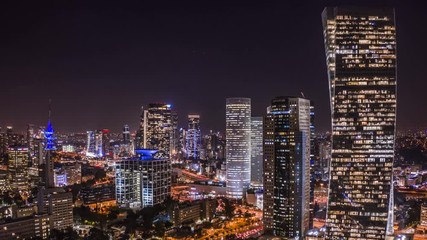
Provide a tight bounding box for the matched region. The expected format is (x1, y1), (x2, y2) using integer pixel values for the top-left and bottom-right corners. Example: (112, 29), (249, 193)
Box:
(86, 130), (103, 158)
(135, 107), (146, 149)
(186, 114), (201, 159)
(101, 129), (110, 158)
(27, 124), (35, 164)
(7, 146), (30, 192)
(317, 140), (331, 179)
(0, 128), (6, 157)
(123, 125), (131, 144)
(225, 98), (251, 199)
(170, 110), (179, 157)
(37, 115), (73, 231)
(322, 7), (397, 239)
(137, 103), (174, 158)
(178, 128), (187, 158)
(250, 117), (263, 185)
(309, 104), (315, 229)
(263, 97), (311, 239)
(115, 149), (171, 208)
(44, 120), (56, 187)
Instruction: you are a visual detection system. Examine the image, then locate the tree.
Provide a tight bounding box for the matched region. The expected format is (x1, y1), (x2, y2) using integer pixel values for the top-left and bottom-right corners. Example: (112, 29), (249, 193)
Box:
(222, 198), (235, 220)
(154, 222), (166, 237)
(94, 169), (106, 180)
(108, 207), (120, 220)
(84, 228), (109, 240)
(124, 209), (139, 234)
(13, 193), (24, 206)
(49, 227), (78, 240)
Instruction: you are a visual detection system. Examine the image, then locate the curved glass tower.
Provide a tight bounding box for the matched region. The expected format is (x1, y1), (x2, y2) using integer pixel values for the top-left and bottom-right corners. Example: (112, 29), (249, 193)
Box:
(226, 98), (251, 199)
(322, 7), (397, 239)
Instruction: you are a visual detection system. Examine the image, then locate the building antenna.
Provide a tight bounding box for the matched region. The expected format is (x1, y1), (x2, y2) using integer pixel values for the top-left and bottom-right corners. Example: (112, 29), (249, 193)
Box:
(48, 98), (52, 121)
(300, 92), (306, 98)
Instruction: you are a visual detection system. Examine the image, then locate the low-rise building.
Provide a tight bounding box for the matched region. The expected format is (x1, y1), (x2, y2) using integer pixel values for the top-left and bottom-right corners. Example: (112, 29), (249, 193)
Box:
(0, 214), (50, 240)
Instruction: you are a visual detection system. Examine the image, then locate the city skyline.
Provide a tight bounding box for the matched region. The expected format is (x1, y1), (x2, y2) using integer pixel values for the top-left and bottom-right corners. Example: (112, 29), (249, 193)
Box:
(1, 1), (426, 133)
(2, 2), (427, 239)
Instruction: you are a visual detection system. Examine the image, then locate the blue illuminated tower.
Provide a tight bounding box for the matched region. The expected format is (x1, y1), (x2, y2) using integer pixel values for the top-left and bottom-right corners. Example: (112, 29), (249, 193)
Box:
(44, 100), (56, 187)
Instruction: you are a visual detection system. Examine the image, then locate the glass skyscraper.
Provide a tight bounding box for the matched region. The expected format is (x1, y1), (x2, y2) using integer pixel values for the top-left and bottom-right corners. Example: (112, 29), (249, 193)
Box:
(262, 97), (311, 239)
(115, 149), (171, 209)
(250, 117), (263, 185)
(186, 114), (201, 159)
(322, 7), (397, 239)
(137, 103), (176, 158)
(226, 98), (251, 199)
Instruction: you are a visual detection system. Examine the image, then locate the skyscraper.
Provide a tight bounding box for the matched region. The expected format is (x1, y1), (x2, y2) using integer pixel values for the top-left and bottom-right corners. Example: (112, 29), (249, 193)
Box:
(225, 98), (251, 199)
(86, 130), (103, 158)
(262, 97), (311, 239)
(7, 146), (30, 192)
(37, 113), (73, 231)
(137, 103), (175, 158)
(115, 149), (171, 209)
(186, 114), (201, 159)
(322, 7), (396, 239)
(123, 125), (131, 144)
(250, 117), (263, 185)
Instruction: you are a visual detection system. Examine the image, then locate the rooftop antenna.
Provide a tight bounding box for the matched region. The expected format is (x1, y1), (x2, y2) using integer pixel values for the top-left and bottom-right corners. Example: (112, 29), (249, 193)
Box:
(301, 92), (306, 98)
(48, 98), (52, 121)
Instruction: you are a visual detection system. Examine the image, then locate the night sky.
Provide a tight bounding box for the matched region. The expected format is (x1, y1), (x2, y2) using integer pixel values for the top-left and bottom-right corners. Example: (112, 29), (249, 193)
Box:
(1, 0), (426, 133)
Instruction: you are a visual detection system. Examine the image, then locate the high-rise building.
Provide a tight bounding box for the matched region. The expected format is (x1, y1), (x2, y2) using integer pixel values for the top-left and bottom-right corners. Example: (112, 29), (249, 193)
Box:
(37, 115), (73, 231)
(250, 117), (263, 185)
(225, 98), (251, 199)
(86, 130), (103, 158)
(137, 103), (175, 158)
(44, 120), (56, 188)
(263, 97), (311, 239)
(186, 114), (201, 159)
(115, 149), (171, 209)
(178, 128), (187, 158)
(170, 110), (179, 158)
(7, 147), (30, 192)
(27, 124), (35, 164)
(322, 7), (397, 239)
(262, 108), (275, 231)
(123, 125), (131, 145)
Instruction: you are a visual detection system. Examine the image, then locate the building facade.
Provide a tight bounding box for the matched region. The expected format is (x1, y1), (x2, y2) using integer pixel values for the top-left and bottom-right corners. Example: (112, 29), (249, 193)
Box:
(7, 147), (30, 192)
(86, 130), (103, 158)
(186, 114), (201, 159)
(137, 103), (176, 158)
(115, 149), (171, 209)
(322, 7), (397, 239)
(226, 98), (251, 199)
(263, 97), (311, 239)
(250, 117), (263, 185)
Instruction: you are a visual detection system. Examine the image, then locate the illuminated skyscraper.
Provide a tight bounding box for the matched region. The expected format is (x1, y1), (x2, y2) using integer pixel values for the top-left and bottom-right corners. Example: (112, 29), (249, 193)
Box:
(7, 146), (30, 191)
(86, 130), (103, 158)
(186, 114), (201, 159)
(44, 120), (56, 187)
(123, 125), (130, 144)
(262, 97), (311, 239)
(250, 117), (263, 185)
(226, 98), (251, 199)
(115, 150), (171, 209)
(137, 103), (175, 158)
(322, 7), (396, 239)
(37, 113), (73, 231)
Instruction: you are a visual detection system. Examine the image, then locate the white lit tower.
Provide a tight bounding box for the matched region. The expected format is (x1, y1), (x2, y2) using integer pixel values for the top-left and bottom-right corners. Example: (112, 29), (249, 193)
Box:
(225, 98), (251, 199)
(323, 7), (397, 239)
(186, 114), (201, 159)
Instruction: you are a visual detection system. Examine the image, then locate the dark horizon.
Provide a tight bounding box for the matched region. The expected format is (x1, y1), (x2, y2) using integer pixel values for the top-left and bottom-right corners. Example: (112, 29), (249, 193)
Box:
(1, 0), (426, 133)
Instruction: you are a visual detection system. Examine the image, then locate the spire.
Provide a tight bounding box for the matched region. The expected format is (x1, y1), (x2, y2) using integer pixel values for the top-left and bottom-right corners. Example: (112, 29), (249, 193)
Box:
(45, 99), (56, 151)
